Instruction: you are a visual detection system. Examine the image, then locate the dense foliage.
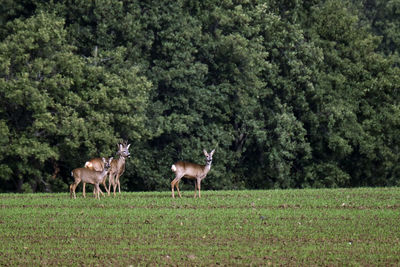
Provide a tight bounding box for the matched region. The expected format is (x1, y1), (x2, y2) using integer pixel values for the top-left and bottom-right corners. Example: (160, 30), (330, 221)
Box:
(0, 0), (399, 192)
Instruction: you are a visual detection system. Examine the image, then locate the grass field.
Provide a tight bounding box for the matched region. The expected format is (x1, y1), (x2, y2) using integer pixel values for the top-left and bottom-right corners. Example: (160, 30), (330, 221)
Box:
(1, 188), (399, 266)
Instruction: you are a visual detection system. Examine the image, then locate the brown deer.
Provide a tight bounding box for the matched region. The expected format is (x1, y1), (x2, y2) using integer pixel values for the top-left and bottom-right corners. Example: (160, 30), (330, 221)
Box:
(84, 157), (111, 197)
(108, 141), (131, 196)
(170, 149), (215, 198)
(70, 157), (113, 200)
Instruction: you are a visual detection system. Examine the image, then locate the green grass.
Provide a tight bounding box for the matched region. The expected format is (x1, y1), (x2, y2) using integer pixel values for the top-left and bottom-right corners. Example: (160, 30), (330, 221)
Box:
(1, 188), (400, 266)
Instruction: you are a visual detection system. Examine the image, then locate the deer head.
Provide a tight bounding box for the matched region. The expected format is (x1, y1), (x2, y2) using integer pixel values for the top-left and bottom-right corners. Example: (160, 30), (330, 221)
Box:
(117, 140), (131, 158)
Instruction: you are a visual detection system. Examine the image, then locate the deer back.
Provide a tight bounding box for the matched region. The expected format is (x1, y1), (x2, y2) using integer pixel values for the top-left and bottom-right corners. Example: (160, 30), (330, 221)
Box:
(84, 158), (106, 171)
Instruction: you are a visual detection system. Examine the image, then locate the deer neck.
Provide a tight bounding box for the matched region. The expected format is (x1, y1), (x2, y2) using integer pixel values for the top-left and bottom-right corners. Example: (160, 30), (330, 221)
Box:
(205, 160), (212, 172)
(117, 156), (126, 169)
(102, 168), (108, 175)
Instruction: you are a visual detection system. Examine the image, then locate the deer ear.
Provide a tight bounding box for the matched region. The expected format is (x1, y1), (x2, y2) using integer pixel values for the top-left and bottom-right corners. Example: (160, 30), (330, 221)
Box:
(210, 149), (215, 156)
(102, 157), (106, 162)
(203, 149), (208, 156)
(127, 144), (131, 149)
(109, 157), (113, 163)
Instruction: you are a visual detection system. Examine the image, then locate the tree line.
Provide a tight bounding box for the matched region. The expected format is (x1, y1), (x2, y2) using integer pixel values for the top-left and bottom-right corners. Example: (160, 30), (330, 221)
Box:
(0, 0), (399, 193)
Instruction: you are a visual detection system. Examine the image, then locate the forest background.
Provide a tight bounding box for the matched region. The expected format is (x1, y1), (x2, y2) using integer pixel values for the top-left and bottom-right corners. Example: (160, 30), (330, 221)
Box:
(0, 0), (399, 193)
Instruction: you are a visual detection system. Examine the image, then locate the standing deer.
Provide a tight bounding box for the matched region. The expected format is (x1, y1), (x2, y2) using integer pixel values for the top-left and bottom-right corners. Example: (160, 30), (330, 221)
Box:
(108, 141), (131, 196)
(84, 157), (110, 197)
(70, 157), (113, 200)
(170, 149), (215, 198)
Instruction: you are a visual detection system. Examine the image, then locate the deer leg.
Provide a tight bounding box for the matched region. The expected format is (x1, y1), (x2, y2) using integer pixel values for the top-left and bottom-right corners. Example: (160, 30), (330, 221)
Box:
(93, 184), (97, 199)
(93, 183), (99, 199)
(72, 180), (81, 199)
(75, 181), (81, 199)
(69, 184), (74, 199)
(115, 175), (121, 194)
(71, 184), (75, 199)
(74, 182), (79, 199)
(107, 173), (113, 196)
(92, 185), (103, 197)
(93, 186), (97, 198)
(95, 184), (101, 200)
(95, 186), (105, 197)
(112, 175), (118, 197)
(176, 180), (182, 198)
(108, 172), (117, 197)
(194, 181), (198, 198)
(99, 187), (105, 197)
(82, 182), (86, 198)
(171, 176), (182, 198)
(197, 179), (201, 198)
(171, 179), (176, 198)
(102, 179), (109, 195)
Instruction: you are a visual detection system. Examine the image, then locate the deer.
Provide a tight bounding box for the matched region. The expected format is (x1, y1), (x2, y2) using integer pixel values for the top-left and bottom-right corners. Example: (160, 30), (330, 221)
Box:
(170, 149), (215, 198)
(70, 157), (113, 200)
(84, 157), (111, 197)
(108, 141), (131, 196)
